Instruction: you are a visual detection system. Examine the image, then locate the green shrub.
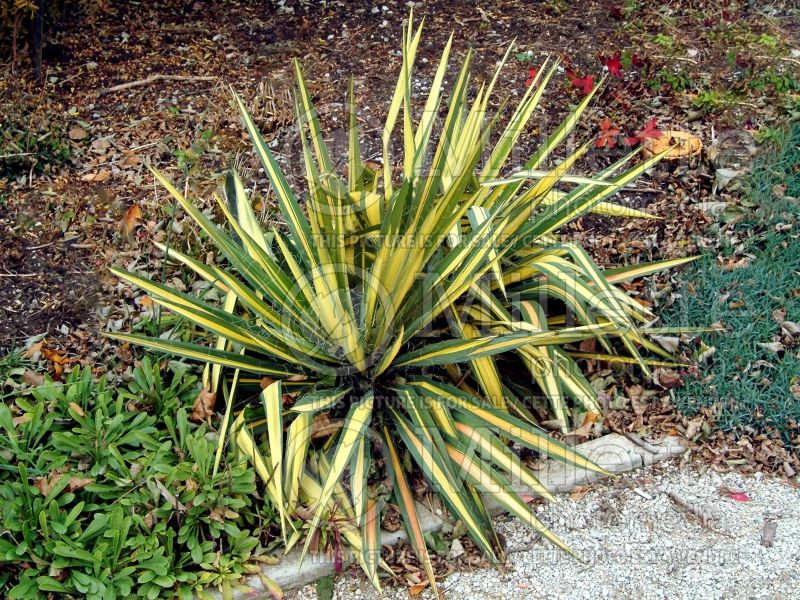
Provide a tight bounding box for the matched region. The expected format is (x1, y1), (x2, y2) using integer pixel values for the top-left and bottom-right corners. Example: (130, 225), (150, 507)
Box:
(0, 363), (277, 599)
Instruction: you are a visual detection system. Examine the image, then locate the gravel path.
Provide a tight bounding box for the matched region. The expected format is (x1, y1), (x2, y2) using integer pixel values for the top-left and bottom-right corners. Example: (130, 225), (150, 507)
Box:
(290, 461), (800, 600)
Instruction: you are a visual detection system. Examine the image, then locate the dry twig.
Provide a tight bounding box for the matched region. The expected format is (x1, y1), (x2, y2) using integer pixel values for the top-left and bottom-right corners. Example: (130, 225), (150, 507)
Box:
(96, 74), (217, 96)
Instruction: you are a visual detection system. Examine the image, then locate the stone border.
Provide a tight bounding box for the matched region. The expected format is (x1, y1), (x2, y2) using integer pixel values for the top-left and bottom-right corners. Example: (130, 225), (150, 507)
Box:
(207, 433), (686, 599)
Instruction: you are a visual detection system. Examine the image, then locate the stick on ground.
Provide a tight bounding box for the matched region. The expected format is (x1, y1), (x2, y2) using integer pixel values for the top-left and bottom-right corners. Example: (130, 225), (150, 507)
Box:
(96, 74), (217, 96)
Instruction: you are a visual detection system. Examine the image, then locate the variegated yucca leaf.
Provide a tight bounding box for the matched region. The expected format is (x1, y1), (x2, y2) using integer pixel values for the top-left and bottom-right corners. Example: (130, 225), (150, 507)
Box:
(110, 11), (693, 597)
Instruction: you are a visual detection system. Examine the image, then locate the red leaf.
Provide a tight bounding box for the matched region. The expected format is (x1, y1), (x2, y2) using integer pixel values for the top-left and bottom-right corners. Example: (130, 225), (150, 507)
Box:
(637, 118), (663, 139)
(525, 66), (540, 87)
(571, 74), (595, 95)
(720, 486), (751, 502)
(624, 118), (662, 147)
(595, 117), (621, 149)
(604, 54), (623, 78)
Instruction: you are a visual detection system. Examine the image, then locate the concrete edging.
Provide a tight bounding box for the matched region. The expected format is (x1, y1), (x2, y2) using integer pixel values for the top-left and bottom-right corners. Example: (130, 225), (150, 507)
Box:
(210, 433), (687, 599)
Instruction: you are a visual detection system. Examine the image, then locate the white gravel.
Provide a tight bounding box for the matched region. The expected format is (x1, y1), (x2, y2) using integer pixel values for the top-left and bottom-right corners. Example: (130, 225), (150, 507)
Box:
(289, 461), (800, 600)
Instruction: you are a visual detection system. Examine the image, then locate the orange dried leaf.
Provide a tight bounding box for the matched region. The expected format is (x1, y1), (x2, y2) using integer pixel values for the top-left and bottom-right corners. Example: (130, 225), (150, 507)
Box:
(121, 203), (143, 237)
(410, 581), (430, 596)
(24, 341), (43, 358)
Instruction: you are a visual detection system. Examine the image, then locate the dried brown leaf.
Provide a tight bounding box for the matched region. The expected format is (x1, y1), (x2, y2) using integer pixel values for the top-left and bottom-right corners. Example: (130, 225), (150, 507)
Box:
(189, 384), (217, 422)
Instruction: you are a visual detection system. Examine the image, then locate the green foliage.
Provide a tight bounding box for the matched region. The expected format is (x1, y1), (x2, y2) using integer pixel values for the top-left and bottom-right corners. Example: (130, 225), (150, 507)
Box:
(0, 109), (72, 178)
(646, 67), (694, 92)
(174, 129), (217, 176)
(747, 68), (800, 94)
(652, 33), (676, 49)
(692, 89), (734, 114)
(0, 363), (278, 599)
(666, 123), (800, 439)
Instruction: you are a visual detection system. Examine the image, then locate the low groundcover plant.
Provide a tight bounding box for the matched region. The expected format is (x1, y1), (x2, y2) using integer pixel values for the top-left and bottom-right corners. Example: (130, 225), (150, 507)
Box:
(109, 15), (693, 596)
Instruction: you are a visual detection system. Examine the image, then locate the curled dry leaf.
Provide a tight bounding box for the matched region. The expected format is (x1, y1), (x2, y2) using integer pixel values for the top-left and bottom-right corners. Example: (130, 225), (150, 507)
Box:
(409, 581), (430, 596)
(42, 347), (70, 378)
(654, 368), (683, 389)
(189, 383), (217, 422)
(781, 321), (800, 335)
(34, 472), (94, 496)
(684, 415), (705, 440)
(625, 384), (647, 416)
(761, 519), (778, 547)
(757, 341), (784, 353)
(121, 203), (143, 238)
(569, 485), (593, 501)
(651, 335), (680, 354)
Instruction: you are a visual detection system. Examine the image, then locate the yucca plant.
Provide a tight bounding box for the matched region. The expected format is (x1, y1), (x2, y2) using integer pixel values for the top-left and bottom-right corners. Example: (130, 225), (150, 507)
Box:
(109, 15), (694, 595)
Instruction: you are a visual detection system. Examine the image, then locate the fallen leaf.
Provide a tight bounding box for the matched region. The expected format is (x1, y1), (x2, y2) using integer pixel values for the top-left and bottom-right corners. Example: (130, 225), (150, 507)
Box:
(154, 478), (187, 511)
(23, 370), (45, 386)
(81, 170), (112, 182)
(42, 347), (70, 378)
(189, 384), (217, 422)
(761, 519), (777, 547)
(90, 137), (111, 155)
(569, 485), (593, 501)
(642, 130), (702, 159)
(34, 473), (94, 497)
(651, 335), (680, 354)
(311, 413), (342, 438)
(524, 65), (540, 86)
(121, 203), (142, 238)
(714, 168), (743, 193)
(757, 341), (784, 353)
(68, 126), (88, 141)
(684, 415), (705, 440)
(68, 402), (86, 417)
(654, 368), (683, 389)
(316, 575), (334, 600)
(719, 485), (750, 502)
(25, 340), (44, 358)
(603, 54), (623, 77)
(571, 74), (595, 95)
(595, 117), (621, 149)
(626, 384), (647, 415)
(409, 582), (430, 596)
(781, 321), (800, 335)
(447, 538), (465, 560)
